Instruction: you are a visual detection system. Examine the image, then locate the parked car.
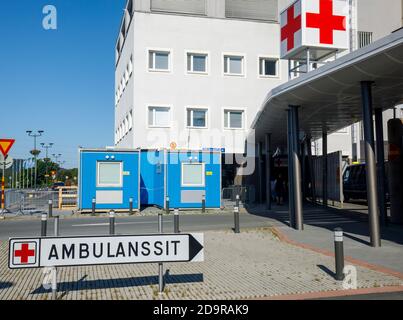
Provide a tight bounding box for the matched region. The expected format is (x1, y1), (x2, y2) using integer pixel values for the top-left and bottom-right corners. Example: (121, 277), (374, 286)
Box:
(51, 182), (65, 191)
(343, 163), (389, 202)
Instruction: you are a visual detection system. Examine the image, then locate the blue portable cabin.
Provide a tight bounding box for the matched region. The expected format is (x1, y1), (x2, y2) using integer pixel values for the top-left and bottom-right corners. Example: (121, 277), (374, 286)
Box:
(78, 148), (140, 212)
(140, 149), (222, 209)
(140, 149), (165, 208)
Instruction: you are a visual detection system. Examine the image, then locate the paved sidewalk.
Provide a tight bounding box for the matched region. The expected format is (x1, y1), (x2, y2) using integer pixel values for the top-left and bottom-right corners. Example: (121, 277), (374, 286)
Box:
(1, 228), (402, 300)
(248, 203), (403, 275)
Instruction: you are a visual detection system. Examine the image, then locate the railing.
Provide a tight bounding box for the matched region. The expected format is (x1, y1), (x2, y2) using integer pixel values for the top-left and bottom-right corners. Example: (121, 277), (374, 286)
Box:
(3, 189), (59, 215)
(221, 185), (256, 206)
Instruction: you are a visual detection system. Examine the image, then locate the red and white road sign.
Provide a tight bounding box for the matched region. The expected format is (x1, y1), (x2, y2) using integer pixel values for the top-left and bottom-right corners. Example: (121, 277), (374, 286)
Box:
(9, 234), (204, 269)
(0, 139), (15, 157)
(281, 0), (349, 59)
(10, 241), (39, 267)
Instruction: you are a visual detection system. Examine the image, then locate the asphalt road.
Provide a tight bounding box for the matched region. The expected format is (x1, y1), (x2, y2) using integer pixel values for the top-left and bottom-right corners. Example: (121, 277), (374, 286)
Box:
(0, 212), (276, 240)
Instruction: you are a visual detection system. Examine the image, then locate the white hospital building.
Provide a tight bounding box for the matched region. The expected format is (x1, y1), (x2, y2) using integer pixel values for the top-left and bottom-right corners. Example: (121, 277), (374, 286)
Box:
(114, 0), (403, 187)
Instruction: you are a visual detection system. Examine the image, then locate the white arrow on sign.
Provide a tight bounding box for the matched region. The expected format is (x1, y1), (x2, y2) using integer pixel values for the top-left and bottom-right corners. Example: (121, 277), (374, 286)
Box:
(0, 154), (13, 170)
(8, 233), (204, 269)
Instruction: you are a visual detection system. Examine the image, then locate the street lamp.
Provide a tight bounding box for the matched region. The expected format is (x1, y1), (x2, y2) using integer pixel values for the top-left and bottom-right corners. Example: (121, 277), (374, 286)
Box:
(41, 143), (54, 187)
(26, 130), (44, 189)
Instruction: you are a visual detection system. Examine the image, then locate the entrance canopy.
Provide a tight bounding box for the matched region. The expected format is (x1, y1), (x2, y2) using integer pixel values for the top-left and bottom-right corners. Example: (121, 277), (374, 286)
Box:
(251, 28), (403, 147)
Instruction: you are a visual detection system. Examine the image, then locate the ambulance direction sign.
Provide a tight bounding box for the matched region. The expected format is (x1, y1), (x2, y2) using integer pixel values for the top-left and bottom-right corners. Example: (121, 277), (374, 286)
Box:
(9, 234), (204, 269)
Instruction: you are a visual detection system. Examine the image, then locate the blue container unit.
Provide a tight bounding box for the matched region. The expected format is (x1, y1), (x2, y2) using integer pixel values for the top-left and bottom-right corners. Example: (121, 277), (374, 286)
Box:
(140, 150), (221, 209)
(78, 149), (140, 212)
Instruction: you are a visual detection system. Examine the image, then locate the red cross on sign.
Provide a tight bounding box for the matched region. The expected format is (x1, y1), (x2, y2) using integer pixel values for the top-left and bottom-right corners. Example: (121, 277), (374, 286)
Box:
(13, 242), (36, 265)
(306, 0), (346, 45)
(281, 4), (302, 51)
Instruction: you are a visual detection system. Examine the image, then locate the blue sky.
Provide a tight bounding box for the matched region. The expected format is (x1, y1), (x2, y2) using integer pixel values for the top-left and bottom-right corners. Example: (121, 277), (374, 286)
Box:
(0, 0), (126, 168)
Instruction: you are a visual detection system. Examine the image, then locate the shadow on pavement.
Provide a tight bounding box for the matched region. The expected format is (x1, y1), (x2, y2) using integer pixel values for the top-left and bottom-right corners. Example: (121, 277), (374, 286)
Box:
(246, 202), (403, 247)
(31, 271), (204, 294)
(317, 264), (336, 279)
(0, 282), (13, 290)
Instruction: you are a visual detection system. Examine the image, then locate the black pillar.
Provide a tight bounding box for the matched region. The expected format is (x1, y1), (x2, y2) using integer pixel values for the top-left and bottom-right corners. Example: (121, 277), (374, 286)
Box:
(287, 109), (295, 228)
(361, 81), (381, 248)
(291, 106), (303, 230)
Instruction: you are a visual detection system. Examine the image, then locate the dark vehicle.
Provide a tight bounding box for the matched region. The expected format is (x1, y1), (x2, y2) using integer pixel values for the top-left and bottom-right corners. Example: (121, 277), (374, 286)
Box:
(343, 163), (389, 202)
(51, 182), (65, 191)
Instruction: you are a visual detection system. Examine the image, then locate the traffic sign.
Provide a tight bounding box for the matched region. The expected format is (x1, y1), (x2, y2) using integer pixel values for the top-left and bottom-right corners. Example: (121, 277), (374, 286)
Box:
(0, 155), (13, 170)
(9, 233), (204, 269)
(0, 139), (15, 157)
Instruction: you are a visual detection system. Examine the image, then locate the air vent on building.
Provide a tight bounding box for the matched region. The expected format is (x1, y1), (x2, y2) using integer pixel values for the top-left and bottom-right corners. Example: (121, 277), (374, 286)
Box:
(151, 0), (207, 15)
(225, 0), (278, 22)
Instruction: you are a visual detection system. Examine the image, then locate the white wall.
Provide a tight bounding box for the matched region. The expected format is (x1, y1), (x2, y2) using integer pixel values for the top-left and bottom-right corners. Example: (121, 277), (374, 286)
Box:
(120, 11), (286, 153)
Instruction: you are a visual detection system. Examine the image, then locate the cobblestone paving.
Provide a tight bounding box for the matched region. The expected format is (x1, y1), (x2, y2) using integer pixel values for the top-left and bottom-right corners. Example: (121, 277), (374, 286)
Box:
(0, 228), (401, 300)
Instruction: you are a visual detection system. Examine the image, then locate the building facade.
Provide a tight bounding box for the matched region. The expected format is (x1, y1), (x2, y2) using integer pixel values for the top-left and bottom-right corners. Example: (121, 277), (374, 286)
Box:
(114, 0), (403, 189)
(114, 0), (288, 186)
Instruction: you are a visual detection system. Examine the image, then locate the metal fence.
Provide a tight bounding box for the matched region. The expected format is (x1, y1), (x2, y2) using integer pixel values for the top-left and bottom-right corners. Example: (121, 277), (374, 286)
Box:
(221, 185), (256, 205)
(4, 190), (59, 215)
(312, 151), (344, 204)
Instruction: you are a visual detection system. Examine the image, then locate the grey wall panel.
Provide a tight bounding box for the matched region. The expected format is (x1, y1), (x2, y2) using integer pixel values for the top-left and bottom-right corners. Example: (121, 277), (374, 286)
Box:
(181, 190), (206, 203)
(151, 0), (207, 15)
(225, 0), (278, 21)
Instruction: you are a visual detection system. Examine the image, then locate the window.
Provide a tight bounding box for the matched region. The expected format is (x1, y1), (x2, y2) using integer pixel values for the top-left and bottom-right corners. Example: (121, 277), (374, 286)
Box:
(224, 55), (244, 75)
(97, 162), (122, 187)
(259, 57), (278, 77)
(149, 50), (170, 71)
(181, 163), (205, 187)
(187, 108), (207, 128)
(128, 110), (133, 130)
(128, 55), (133, 75)
(187, 53), (207, 73)
(148, 106), (171, 127)
(224, 109), (244, 129)
(124, 117), (129, 135)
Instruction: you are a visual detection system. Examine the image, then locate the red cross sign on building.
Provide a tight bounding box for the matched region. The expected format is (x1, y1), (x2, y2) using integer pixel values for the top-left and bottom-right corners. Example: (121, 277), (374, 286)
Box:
(281, 0), (349, 59)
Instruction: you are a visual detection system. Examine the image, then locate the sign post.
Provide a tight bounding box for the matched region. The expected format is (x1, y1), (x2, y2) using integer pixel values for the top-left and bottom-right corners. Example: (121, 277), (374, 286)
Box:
(0, 139), (15, 213)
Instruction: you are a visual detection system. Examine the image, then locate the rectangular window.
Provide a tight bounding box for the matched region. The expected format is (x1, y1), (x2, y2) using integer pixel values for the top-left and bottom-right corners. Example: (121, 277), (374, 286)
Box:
(148, 106), (171, 127)
(181, 163), (205, 187)
(187, 108), (207, 128)
(187, 53), (207, 73)
(259, 57), (278, 77)
(224, 110), (244, 129)
(224, 55), (244, 75)
(149, 50), (170, 71)
(128, 110), (133, 130)
(97, 162), (122, 187)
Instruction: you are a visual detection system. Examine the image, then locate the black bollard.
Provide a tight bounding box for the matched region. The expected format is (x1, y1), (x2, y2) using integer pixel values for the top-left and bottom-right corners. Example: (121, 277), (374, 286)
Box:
(334, 228), (345, 281)
(109, 210), (115, 235)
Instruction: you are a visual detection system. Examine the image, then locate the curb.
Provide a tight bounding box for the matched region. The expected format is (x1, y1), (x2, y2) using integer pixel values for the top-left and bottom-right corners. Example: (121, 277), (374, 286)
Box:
(271, 226), (403, 280)
(258, 285), (403, 300)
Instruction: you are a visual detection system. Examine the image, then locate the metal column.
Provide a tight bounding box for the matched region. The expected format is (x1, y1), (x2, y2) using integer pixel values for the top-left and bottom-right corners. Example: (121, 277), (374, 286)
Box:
(361, 81), (381, 248)
(375, 108), (388, 226)
(322, 128), (328, 207)
(291, 106), (304, 230)
(287, 109), (295, 228)
(265, 134), (272, 210)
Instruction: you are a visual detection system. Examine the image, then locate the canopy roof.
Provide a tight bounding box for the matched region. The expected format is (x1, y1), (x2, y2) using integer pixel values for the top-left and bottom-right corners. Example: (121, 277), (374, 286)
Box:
(251, 28), (403, 147)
